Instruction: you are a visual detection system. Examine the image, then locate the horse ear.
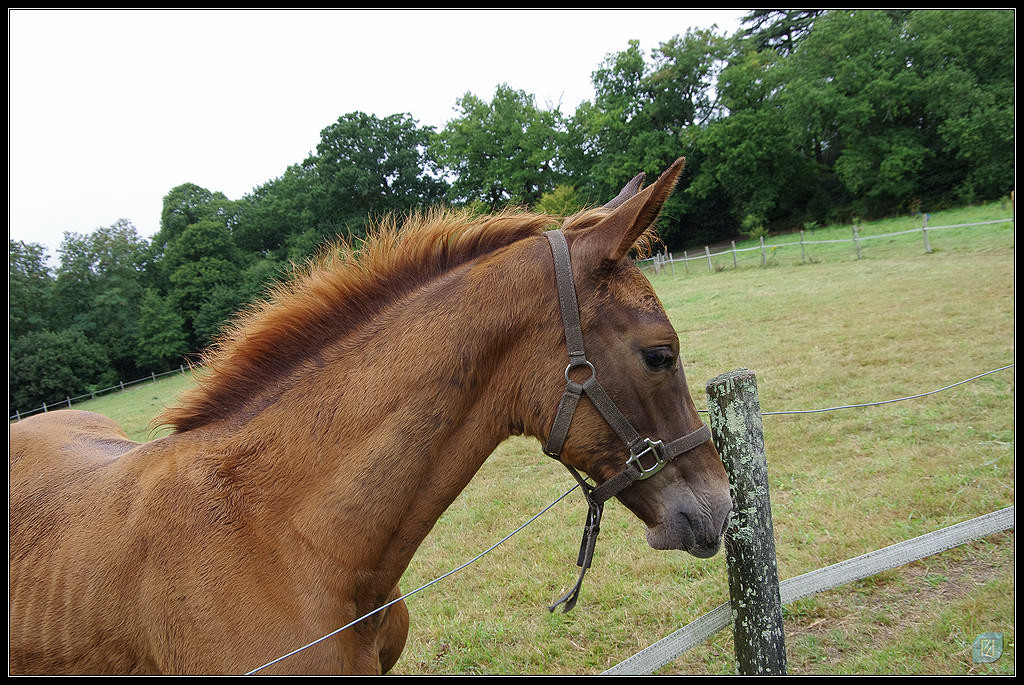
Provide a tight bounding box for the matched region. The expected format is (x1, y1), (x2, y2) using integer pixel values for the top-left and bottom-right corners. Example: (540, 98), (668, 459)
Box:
(577, 158), (685, 266)
(603, 171), (646, 209)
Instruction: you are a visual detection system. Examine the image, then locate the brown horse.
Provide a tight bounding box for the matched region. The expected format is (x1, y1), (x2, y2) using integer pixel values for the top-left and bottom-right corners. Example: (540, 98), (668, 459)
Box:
(8, 158), (731, 675)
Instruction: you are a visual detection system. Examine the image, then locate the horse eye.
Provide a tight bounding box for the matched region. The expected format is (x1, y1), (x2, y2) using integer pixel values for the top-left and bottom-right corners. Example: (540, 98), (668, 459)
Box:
(643, 347), (675, 371)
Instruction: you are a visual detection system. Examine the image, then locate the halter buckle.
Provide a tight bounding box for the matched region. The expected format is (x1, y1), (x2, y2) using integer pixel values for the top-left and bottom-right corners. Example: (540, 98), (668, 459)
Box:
(625, 438), (668, 480)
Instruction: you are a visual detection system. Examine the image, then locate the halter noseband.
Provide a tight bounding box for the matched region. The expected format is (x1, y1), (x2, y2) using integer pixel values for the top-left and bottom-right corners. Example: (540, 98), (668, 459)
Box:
(543, 229), (712, 612)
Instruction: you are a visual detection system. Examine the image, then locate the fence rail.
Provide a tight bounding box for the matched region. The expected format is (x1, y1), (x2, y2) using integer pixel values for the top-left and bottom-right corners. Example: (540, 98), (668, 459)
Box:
(604, 503), (1014, 675)
(9, 365), (191, 422)
(240, 362), (1014, 674)
(637, 217), (1013, 275)
(604, 367), (1015, 675)
(12, 217), (1011, 421)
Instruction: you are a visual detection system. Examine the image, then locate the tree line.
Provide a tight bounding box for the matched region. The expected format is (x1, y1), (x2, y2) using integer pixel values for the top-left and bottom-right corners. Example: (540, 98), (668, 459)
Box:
(9, 10), (1014, 411)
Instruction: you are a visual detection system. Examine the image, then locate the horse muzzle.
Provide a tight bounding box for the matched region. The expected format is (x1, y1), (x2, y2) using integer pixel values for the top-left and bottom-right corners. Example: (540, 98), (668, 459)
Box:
(644, 501), (732, 557)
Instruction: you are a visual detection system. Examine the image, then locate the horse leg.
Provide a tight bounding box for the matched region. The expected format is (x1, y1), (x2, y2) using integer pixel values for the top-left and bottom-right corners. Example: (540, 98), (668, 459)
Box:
(378, 587), (409, 674)
(339, 586), (409, 674)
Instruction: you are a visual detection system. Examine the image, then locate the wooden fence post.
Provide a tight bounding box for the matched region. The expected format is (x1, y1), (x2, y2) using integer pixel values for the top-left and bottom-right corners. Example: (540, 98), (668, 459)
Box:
(706, 368), (787, 675)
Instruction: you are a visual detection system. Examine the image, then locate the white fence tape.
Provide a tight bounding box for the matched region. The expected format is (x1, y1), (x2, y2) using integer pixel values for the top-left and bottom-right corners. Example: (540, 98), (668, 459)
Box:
(603, 505), (1015, 675)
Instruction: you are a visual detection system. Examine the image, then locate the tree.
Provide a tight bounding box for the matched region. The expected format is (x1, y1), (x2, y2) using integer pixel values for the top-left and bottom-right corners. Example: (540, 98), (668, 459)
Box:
(236, 160), (320, 259)
(135, 288), (189, 370)
(739, 10), (824, 55)
(155, 183), (239, 251)
(9, 329), (110, 410)
(572, 32), (733, 246)
(9, 239), (54, 339)
(314, 112), (447, 239)
(162, 219), (243, 347)
(695, 24), (842, 228)
(433, 85), (566, 210)
(702, 9), (1013, 226)
(191, 258), (287, 346)
(905, 9), (1014, 202)
(772, 9), (1013, 216)
(799, 12), (928, 213)
(570, 40), (654, 199)
(52, 219), (150, 379)
(535, 184), (586, 217)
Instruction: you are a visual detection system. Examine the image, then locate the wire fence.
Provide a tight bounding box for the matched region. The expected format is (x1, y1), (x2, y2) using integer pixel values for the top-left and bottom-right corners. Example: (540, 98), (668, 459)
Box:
(8, 365), (192, 422)
(636, 217), (1013, 275)
(606, 363), (1015, 675)
(10, 215), (1012, 422)
(605, 504), (1015, 675)
(244, 361), (1015, 674)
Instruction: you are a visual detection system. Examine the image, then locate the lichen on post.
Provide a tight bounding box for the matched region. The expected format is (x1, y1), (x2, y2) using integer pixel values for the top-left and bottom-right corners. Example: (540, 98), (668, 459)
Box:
(706, 368), (787, 675)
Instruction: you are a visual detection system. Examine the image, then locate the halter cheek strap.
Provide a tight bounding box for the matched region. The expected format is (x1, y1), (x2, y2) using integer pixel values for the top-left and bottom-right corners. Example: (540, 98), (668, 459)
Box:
(543, 229), (712, 612)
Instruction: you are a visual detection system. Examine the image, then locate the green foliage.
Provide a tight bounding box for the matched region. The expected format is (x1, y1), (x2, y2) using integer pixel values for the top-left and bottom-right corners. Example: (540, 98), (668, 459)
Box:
(134, 289), (189, 370)
(155, 183), (238, 251)
(163, 219), (243, 345)
(571, 30), (732, 246)
(237, 161), (320, 258)
(7, 9), (1014, 412)
(535, 185), (585, 217)
(711, 9), (1014, 222)
(433, 84), (567, 210)
(905, 10), (1015, 202)
(9, 329), (110, 409)
(52, 219), (151, 378)
(9, 239), (54, 339)
(316, 112), (447, 237)
(739, 9), (825, 55)
(739, 213), (768, 241)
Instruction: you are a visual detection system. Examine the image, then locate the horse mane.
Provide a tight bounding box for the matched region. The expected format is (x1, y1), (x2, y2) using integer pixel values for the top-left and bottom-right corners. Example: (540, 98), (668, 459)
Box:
(157, 206), (620, 434)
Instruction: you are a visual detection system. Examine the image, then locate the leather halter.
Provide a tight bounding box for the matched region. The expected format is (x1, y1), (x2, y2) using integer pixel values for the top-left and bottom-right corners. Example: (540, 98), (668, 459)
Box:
(543, 229), (712, 612)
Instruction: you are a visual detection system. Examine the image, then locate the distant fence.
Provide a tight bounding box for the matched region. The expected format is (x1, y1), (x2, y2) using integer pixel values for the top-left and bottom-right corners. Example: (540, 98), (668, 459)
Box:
(11, 217), (1011, 421)
(636, 217), (1013, 275)
(604, 367), (1015, 675)
(8, 365), (192, 422)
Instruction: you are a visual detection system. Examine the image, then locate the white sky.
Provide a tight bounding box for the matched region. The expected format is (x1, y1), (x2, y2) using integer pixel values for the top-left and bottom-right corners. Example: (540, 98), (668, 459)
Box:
(8, 9), (746, 259)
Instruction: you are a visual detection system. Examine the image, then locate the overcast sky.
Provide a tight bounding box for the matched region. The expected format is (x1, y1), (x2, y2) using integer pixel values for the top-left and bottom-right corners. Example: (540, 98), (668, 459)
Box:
(9, 9), (746, 259)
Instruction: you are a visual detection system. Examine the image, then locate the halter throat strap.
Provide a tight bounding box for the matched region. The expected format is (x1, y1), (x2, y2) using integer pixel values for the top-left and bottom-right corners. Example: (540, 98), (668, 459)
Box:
(542, 229), (712, 612)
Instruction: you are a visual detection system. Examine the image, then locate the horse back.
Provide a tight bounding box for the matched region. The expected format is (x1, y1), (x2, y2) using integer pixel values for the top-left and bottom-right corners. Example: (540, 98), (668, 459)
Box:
(8, 410), (155, 673)
(9, 409), (141, 527)
(10, 408), (136, 467)
(8, 410), (309, 674)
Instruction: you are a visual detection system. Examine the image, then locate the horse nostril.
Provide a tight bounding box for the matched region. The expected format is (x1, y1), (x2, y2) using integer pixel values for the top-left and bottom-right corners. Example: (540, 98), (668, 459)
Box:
(722, 509), (734, 535)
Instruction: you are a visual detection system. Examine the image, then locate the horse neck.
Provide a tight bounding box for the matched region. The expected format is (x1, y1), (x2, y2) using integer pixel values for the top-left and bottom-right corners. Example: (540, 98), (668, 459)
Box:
(226, 236), (560, 583)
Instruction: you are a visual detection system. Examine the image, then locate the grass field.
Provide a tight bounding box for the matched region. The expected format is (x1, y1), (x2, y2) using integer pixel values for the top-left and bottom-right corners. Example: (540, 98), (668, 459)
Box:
(56, 202), (1015, 675)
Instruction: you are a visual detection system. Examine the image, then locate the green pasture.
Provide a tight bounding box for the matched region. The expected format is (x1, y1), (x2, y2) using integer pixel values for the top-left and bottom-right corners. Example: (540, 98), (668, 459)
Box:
(58, 202), (1015, 675)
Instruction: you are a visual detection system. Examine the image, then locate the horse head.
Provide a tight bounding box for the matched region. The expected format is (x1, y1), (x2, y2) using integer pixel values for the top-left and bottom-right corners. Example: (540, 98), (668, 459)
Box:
(543, 159), (732, 563)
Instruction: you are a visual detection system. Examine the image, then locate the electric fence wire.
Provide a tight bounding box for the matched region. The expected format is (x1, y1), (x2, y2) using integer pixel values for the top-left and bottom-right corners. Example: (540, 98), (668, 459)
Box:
(247, 362), (1014, 673)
